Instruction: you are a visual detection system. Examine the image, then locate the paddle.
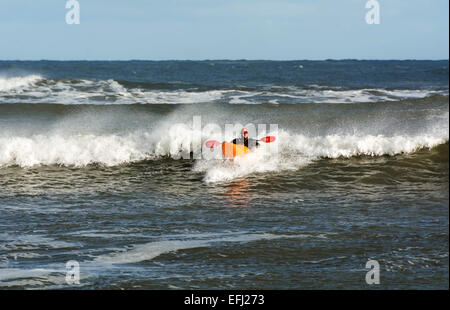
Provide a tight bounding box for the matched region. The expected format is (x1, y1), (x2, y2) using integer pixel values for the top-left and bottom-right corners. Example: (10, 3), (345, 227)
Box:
(260, 136), (276, 143)
(205, 140), (221, 148)
(205, 136), (276, 148)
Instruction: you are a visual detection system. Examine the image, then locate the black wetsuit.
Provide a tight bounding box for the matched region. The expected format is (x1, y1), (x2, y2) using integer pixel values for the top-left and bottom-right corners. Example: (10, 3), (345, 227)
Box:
(232, 137), (260, 149)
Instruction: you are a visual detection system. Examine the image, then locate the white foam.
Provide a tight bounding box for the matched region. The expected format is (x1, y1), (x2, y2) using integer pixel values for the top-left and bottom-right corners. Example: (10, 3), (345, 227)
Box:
(0, 77), (229, 105)
(227, 88), (448, 104)
(93, 232), (297, 265)
(0, 267), (80, 289)
(0, 117), (448, 182)
(229, 91), (262, 104)
(194, 125), (449, 183)
(0, 134), (152, 167)
(0, 232), (305, 287)
(194, 145), (307, 183)
(0, 75), (446, 104)
(0, 75), (43, 92)
(284, 132), (448, 158)
(0, 268), (62, 281)
(138, 89), (228, 104)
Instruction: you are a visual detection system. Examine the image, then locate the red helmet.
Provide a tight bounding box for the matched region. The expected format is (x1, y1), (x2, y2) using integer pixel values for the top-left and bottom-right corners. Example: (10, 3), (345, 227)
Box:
(241, 128), (249, 134)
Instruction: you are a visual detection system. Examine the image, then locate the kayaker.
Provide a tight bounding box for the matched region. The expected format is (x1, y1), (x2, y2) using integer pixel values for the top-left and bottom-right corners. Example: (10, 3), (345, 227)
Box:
(232, 128), (260, 149)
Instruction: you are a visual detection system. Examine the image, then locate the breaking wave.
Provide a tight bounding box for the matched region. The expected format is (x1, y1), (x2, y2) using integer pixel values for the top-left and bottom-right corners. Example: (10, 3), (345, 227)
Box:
(0, 125), (447, 184)
(0, 74), (43, 92)
(0, 75), (447, 105)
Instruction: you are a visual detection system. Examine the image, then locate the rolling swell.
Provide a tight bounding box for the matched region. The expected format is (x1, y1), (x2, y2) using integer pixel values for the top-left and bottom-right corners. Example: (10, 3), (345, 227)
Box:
(0, 72), (448, 105)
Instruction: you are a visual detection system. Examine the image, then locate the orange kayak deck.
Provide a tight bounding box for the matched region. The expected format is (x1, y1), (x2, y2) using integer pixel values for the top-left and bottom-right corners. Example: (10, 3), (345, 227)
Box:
(222, 142), (250, 158)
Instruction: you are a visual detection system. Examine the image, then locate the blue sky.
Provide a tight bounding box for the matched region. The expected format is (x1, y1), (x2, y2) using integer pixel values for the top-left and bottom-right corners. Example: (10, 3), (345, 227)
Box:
(0, 0), (448, 60)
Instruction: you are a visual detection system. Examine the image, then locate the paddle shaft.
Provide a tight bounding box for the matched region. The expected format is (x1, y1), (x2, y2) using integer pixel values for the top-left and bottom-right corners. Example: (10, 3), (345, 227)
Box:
(205, 136), (276, 148)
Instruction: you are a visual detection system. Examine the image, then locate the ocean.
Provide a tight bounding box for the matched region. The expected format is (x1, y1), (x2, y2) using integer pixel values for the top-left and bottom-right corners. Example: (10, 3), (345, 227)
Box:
(0, 60), (448, 289)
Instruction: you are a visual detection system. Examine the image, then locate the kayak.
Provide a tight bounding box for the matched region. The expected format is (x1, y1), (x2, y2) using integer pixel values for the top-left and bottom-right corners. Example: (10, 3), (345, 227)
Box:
(222, 142), (250, 158)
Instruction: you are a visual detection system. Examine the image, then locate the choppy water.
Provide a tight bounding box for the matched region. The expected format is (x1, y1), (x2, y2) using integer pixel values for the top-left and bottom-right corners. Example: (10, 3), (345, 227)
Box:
(0, 60), (448, 289)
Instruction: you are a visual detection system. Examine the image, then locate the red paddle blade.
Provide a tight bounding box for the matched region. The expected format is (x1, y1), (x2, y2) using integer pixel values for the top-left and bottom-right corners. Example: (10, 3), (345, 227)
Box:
(260, 136), (276, 143)
(205, 140), (221, 148)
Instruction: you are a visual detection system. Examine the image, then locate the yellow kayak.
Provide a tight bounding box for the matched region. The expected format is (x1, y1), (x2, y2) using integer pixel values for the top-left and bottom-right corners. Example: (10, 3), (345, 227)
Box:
(222, 142), (250, 158)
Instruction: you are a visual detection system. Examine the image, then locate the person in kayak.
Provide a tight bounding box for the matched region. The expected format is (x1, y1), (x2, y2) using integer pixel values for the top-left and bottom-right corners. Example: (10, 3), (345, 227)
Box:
(232, 128), (260, 150)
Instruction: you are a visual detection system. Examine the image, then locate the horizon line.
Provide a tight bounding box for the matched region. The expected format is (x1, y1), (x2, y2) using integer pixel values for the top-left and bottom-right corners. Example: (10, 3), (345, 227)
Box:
(1, 58), (449, 62)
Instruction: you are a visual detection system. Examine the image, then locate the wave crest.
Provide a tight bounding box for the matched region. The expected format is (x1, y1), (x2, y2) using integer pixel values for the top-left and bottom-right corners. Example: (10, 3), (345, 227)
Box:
(0, 128), (447, 174)
(0, 75), (43, 92)
(0, 75), (447, 104)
